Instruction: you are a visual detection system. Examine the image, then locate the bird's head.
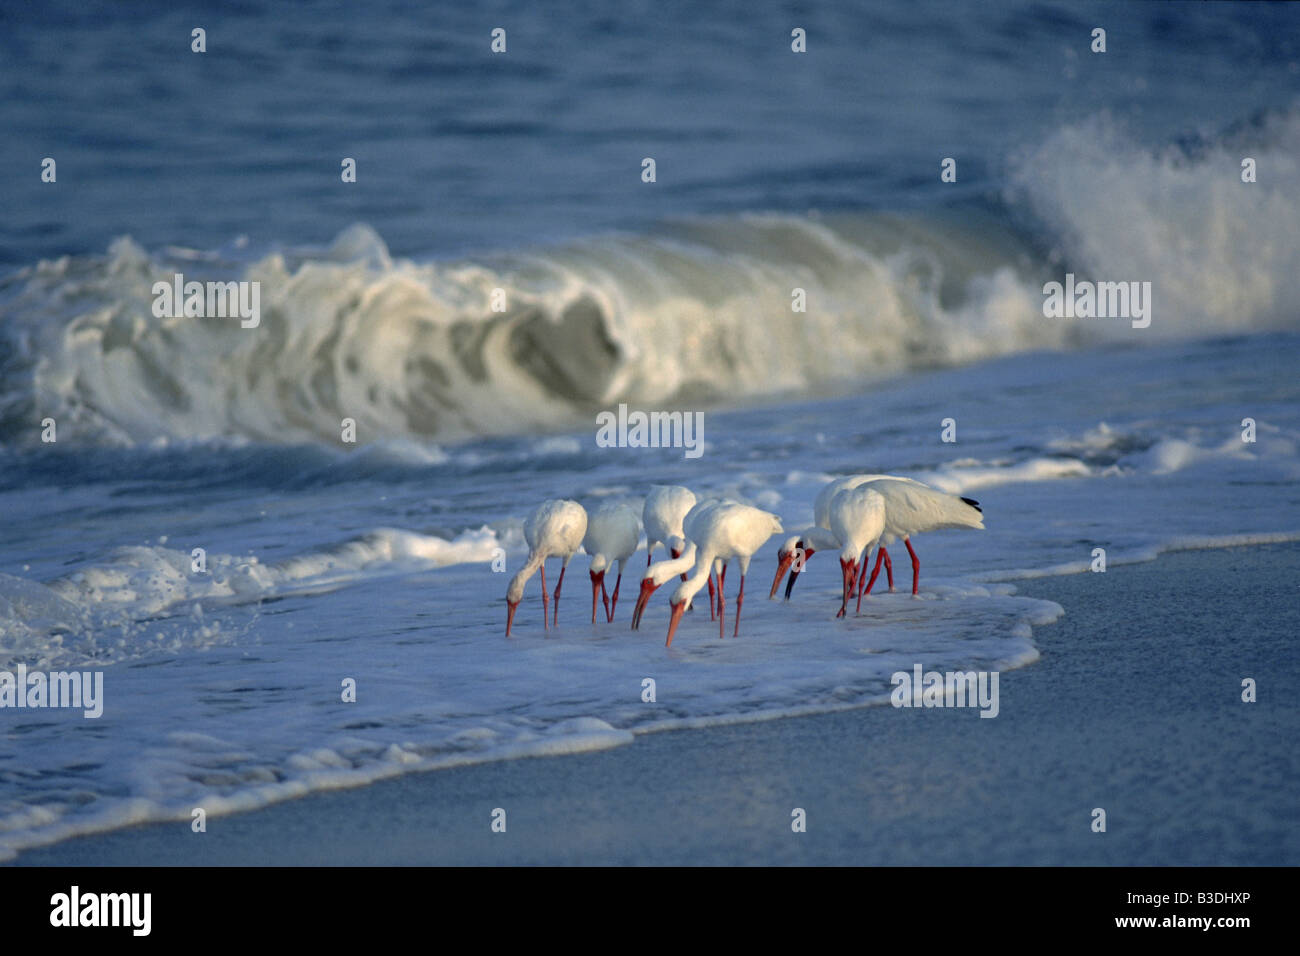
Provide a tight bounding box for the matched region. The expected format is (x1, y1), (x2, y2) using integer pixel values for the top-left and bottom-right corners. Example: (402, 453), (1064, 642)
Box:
(506, 570), (528, 606)
(769, 535), (812, 599)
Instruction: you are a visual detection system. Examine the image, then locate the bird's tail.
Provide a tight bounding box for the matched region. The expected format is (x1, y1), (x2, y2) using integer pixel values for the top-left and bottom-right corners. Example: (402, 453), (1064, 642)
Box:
(957, 496), (985, 529)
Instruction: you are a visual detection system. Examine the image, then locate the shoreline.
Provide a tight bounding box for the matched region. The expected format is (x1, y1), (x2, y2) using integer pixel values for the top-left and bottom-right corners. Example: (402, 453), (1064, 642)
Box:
(10, 541), (1299, 866)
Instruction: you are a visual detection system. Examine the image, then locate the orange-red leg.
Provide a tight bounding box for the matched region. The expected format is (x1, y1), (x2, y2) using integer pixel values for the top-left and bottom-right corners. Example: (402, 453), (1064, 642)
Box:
(606, 573), (621, 622)
(863, 547), (886, 597)
(717, 568), (725, 639)
(904, 538), (919, 595)
(732, 574), (745, 637)
(552, 565), (566, 627)
(540, 562), (549, 630)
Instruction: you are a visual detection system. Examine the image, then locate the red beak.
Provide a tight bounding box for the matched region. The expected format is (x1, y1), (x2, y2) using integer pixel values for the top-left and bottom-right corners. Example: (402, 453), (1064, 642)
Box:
(769, 550), (795, 599)
(589, 569), (605, 624)
(837, 557), (854, 618)
(506, 599), (519, 637)
(631, 577), (659, 630)
(666, 600), (686, 647)
(785, 547), (814, 600)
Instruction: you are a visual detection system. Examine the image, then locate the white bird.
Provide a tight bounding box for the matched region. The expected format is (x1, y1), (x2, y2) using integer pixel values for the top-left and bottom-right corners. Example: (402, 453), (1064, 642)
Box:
(775, 474), (983, 600)
(631, 498), (727, 629)
(665, 503), (783, 646)
(855, 477), (984, 599)
(505, 499), (588, 636)
(642, 485), (697, 566)
(827, 486), (886, 618)
(770, 473), (902, 599)
(583, 503), (641, 623)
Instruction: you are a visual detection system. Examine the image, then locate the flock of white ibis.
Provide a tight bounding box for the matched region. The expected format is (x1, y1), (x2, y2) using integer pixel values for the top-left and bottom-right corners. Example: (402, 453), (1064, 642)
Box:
(504, 476), (984, 646)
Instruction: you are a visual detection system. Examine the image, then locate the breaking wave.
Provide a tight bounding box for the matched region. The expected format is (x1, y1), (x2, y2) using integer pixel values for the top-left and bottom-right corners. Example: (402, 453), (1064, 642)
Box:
(2, 111), (1297, 447)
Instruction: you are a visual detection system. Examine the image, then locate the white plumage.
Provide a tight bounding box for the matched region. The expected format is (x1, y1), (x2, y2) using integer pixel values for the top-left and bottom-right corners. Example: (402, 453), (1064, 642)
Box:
(827, 486), (886, 618)
(775, 473), (983, 599)
(642, 485), (698, 565)
(631, 498), (723, 628)
(856, 477), (984, 597)
(583, 503), (641, 623)
(665, 502), (783, 646)
(505, 499), (588, 636)
(813, 474), (910, 530)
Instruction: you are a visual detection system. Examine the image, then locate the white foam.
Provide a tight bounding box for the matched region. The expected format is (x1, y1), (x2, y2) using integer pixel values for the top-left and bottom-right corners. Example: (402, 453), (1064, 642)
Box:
(0, 527), (502, 669)
(918, 457), (1092, 494)
(1011, 109), (1300, 336)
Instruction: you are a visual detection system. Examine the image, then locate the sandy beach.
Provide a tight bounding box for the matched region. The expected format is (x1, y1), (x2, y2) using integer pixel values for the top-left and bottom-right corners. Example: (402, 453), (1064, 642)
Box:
(11, 541), (1296, 867)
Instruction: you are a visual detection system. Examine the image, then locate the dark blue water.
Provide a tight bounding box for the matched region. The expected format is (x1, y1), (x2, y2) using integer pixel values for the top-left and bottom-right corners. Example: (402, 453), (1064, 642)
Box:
(3, 0), (1297, 265)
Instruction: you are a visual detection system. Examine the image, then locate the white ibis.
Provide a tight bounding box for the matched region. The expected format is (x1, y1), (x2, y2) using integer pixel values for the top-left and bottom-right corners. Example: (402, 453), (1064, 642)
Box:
(505, 499), (588, 636)
(642, 485), (697, 565)
(665, 503), (783, 646)
(827, 486), (886, 617)
(583, 503), (641, 623)
(856, 478), (984, 599)
(770, 474), (899, 599)
(630, 498), (727, 629)
(776, 474), (983, 599)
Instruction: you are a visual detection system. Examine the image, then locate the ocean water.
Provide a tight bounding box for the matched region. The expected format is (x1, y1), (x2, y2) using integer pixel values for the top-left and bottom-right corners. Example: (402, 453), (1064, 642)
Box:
(1, 1), (1299, 860)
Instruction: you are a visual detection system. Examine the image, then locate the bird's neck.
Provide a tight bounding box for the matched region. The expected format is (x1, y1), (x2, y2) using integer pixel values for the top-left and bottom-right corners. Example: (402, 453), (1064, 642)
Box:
(676, 549), (717, 605)
(508, 550), (544, 598)
(655, 542), (697, 583)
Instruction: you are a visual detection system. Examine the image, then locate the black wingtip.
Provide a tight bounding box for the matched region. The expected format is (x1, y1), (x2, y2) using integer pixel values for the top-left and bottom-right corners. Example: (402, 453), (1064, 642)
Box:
(961, 497), (982, 513)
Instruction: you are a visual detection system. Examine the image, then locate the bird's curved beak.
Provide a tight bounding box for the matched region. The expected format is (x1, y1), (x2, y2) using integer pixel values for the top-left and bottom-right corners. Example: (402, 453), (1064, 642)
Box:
(784, 547), (813, 600)
(631, 577), (659, 630)
(670, 546), (682, 559)
(666, 600), (686, 647)
(769, 550), (794, 599)
(589, 569), (606, 624)
(506, 599), (519, 637)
